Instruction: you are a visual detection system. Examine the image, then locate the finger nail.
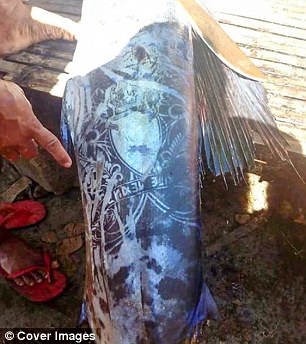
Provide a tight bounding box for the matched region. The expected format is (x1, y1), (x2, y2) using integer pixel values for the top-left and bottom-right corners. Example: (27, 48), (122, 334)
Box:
(63, 161), (72, 168)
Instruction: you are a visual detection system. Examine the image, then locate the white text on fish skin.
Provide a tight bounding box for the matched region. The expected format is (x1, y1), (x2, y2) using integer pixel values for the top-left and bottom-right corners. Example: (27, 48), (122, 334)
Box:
(113, 174), (171, 202)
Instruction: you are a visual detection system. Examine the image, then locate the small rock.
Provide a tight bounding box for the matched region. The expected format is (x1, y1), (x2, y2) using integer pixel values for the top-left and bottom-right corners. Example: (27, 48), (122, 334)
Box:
(51, 260), (60, 269)
(62, 223), (85, 238)
(58, 255), (78, 276)
(71, 253), (82, 265)
(253, 214), (268, 224)
(244, 333), (252, 342)
(41, 231), (58, 244)
(33, 185), (50, 199)
(279, 200), (293, 219)
(294, 214), (306, 225)
(232, 299), (243, 306)
(0, 176), (32, 202)
(235, 214), (251, 225)
(56, 235), (83, 256)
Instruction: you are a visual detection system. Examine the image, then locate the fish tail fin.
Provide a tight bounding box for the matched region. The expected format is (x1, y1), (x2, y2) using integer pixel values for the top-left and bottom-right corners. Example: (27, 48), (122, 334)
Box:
(187, 281), (219, 339)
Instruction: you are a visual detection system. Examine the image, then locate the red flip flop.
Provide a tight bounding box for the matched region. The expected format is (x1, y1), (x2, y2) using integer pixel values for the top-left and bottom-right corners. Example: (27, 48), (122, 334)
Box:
(0, 200), (46, 229)
(0, 252), (66, 302)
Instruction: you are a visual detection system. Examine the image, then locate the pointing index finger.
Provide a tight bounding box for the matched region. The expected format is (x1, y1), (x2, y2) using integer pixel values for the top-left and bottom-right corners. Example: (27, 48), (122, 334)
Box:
(33, 126), (72, 168)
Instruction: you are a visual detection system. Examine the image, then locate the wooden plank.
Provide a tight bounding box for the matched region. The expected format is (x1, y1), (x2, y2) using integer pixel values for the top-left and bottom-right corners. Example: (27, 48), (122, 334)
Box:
(28, 0), (82, 17)
(264, 82), (306, 102)
(3, 66), (70, 96)
(261, 63), (306, 86)
(273, 110), (305, 126)
(0, 60), (27, 77)
(240, 46), (305, 69)
(264, 73), (306, 90)
(219, 13), (306, 31)
(197, 2), (305, 142)
(0, 0), (304, 158)
(245, 50), (306, 78)
(256, 61), (306, 87)
(6, 51), (72, 73)
(276, 124), (306, 156)
(272, 2), (306, 14)
(268, 96), (306, 118)
(269, 3), (306, 22)
(254, 128), (306, 156)
(30, 0), (83, 7)
(272, 107), (306, 125)
(266, 80), (306, 102)
(0, 0), (80, 96)
(178, 0), (265, 80)
(207, 0), (306, 29)
(272, 0), (306, 7)
(220, 24), (306, 56)
(202, 0), (306, 135)
(218, 13), (306, 40)
(26, 40), (77, 61)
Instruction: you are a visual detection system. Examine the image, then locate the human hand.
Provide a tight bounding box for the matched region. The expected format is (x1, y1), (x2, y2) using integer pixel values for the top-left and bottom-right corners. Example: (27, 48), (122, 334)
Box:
(0, 80), (72, 168)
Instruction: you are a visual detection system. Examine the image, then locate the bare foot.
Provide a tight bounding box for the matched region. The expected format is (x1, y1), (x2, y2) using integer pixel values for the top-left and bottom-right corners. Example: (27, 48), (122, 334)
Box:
(0, 233), (48, 286)
(0, 0), (78, 56)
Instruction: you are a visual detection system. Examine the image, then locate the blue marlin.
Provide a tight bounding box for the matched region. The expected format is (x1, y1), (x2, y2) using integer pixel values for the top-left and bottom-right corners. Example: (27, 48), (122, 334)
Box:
(61, 0), (292, 343)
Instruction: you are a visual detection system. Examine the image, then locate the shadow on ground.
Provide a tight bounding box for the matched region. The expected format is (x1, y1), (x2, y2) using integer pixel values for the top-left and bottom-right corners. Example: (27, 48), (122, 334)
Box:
(200, 145), (306, 344)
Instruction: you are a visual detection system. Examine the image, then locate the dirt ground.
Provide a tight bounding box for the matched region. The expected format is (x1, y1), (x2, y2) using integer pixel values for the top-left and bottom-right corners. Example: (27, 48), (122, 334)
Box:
(0, 160), (85, 329)
(200, 158), (306, 344)
(0, 149), (305, 344)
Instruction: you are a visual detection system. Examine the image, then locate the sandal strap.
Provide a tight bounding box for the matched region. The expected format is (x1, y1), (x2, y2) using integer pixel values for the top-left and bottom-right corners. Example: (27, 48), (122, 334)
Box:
(6, 265), (47, 279)
(3, 252), (52, 281)
(1, 209), (32, 228)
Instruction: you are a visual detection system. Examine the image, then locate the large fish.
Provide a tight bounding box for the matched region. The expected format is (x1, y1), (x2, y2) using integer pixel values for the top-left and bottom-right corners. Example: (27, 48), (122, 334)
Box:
(62, 0), (217, 343)
(61, 0), (292, 343)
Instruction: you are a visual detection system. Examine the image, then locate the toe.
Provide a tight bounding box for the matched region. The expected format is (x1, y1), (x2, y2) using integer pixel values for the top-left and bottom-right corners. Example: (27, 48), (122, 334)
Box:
(51, 260), (60, 269)
(40, 270), (48, 279)
(29, 271), (43, 283)
(14, 277), (25, 286)
(22, 275), (35, 286)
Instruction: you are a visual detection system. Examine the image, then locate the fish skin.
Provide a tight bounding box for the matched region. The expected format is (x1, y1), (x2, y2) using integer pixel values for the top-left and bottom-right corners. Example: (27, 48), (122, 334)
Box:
(61, 2), (217, 343)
